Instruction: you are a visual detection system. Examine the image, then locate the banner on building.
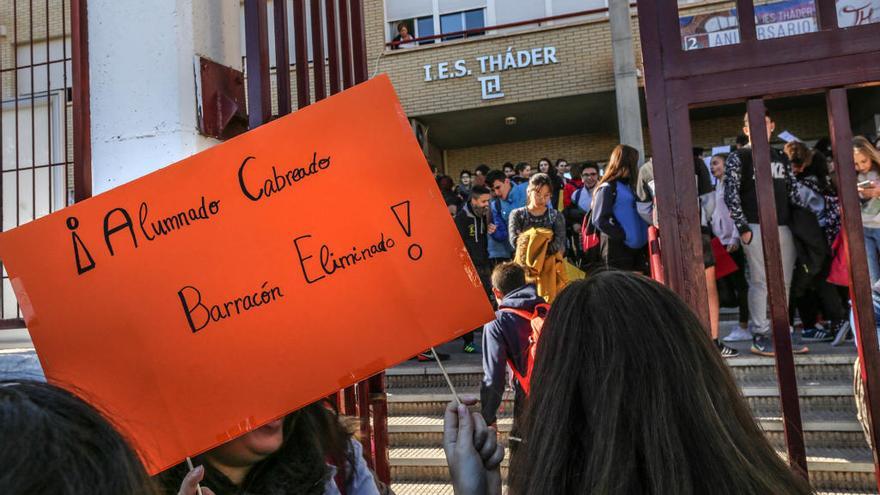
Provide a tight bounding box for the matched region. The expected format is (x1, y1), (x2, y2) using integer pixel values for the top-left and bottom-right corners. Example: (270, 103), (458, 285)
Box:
(679, 0), (879, 50)
(0, 75), (494, 474)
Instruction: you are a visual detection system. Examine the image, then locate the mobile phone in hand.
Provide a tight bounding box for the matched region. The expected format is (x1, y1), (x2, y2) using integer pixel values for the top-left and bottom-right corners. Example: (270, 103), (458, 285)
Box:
(858, 180), (874, 188)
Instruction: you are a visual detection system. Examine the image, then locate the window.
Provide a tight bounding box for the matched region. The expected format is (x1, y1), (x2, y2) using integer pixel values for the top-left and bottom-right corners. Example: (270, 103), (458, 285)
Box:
(388, 15), (435, 47)
(440, 8), (485, 41)
(464, 9), (486, 35)
(416, 16), (435, 44)
(15, 37), (73, 96)
(440, 12), (464, 40)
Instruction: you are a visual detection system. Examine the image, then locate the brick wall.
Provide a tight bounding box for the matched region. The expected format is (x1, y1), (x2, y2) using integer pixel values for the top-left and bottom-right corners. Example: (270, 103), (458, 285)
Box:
(445, 133), (620, 178)
(364, 11), (617, 117)
(690, 106), (829, 150)
(445, 104), (831, 179)
(360, 2), (735, 119)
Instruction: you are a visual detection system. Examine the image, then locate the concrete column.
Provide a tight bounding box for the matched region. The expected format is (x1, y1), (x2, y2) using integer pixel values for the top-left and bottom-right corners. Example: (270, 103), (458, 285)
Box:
(88, 0), (241, 194)
(609, 0), (645, 162)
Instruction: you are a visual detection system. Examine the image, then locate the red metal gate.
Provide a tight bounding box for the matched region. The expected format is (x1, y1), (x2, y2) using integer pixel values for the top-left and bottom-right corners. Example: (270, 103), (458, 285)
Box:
(242, 0), (389, 484)
(638, 0), (880, 488)
(0, 0), (90, 328)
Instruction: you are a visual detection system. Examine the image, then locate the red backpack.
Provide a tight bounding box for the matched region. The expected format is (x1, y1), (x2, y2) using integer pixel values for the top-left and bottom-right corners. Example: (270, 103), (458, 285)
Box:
(500, 303), (550, 395)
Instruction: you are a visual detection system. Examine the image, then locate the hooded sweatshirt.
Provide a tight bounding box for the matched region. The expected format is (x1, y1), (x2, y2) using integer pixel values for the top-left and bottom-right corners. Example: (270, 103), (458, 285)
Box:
(481, 283), (546, 425)
(454, 201), (490, 269)
(723, 145), (804, 234)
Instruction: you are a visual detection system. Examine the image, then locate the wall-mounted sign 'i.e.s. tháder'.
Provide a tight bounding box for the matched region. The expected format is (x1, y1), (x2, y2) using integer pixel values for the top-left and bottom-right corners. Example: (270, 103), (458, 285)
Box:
(0, 75), (494, 475)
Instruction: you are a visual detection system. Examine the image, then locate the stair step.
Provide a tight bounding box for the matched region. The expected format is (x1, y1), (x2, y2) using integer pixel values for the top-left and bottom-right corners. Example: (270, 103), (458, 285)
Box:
(389, 446), (873, 470)
(384, 346), (873, 491)
(387, 382), (856, 402)
(391, 483), (455, 495)
(389, 447), (876, 490)
(387, 415), (861, 433)
(387, 355), (859, 390)
(389, 484), (877, 495)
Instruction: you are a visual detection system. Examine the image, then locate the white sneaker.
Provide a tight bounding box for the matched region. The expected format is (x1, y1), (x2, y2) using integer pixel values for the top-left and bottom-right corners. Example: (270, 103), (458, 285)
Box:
(723, 326), (753, 342)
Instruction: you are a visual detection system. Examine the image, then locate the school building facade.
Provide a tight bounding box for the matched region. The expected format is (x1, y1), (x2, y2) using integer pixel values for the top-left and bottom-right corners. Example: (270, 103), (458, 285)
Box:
(360, 0), (880, 177)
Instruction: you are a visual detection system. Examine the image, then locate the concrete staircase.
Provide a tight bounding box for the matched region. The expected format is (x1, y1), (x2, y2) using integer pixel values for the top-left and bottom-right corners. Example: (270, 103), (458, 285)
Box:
(385, 341), (877, 494)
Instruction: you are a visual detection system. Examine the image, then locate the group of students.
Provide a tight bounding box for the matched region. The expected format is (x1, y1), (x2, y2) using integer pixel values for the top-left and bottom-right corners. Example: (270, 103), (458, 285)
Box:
(702, 114), (880, 359)
(445, 110), (880, 361)
(2, 271), (819, 495)
(443, 158), (584, 354)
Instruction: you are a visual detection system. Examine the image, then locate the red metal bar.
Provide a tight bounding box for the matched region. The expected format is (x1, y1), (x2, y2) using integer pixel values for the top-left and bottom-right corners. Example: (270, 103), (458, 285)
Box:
(348, 0), (367, 83)
(45, 0), (53, 212)
(338, 0), (353, 88)
(0, 319), (26, 330)
(310, 0), (326, 101)
(0, 3), (3, 319)
(816, 0), (838, 30)
(746, 98), (808, 478)
(386, 6), (628, 47)
(0, 60), (72, 73)
(1, 161), (73, 172)
(663, 23), (880, 80)
(346, 2), (388, 473)
(369, 373), (390, 485)
(826, 88), (880, 489)
(670, 53), (880, 106)
(71, 0), (91, 202)
(669, 106), (711, 330)
(30, 0), (37, 222)
(13, 0), (21, 230)
(356, 380), (373, 468)
(735, 0), (757, 42)
(635, 0), (706, 317)
(324, 0), (340, 94)
(274, 0), (292, 116)
(343, 386), (356, 415)
(244, 0), (271, 128)
(291, 0), (311, 108)
(62, 0), (70, 206)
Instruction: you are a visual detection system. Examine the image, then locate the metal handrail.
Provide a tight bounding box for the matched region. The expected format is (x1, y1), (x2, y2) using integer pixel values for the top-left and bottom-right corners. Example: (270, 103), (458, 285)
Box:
(385, 6), (627, 48)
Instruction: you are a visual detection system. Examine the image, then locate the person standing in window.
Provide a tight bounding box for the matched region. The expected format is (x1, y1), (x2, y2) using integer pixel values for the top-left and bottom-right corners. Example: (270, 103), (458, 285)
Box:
(391, 22), (415, 49)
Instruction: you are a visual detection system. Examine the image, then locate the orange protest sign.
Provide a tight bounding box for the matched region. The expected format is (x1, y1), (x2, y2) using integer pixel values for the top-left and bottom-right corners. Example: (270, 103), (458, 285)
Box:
(0, 75), (493, 474)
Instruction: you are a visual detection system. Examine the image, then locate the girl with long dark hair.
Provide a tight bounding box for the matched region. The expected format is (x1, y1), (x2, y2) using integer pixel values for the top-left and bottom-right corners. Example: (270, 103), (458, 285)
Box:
(592, 144), (648, 271)
(507, 272), (814, 495)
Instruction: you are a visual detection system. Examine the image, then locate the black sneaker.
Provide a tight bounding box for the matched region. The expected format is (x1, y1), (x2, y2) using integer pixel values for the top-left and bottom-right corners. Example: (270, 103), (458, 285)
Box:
(802, 327), (834, 342)
(751, 333), (809, 357)
(463, 342), (479, 354)
(716, 340), (740, 358)
(751, 333), (774, 357)
(413, 351), (450, 362)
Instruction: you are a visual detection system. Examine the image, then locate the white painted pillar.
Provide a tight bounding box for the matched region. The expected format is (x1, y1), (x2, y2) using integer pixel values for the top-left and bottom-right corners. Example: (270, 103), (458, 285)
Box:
(609, 0), (645, 163)
(88, 0), (241, 194)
